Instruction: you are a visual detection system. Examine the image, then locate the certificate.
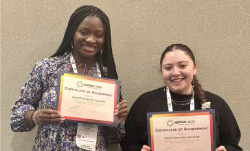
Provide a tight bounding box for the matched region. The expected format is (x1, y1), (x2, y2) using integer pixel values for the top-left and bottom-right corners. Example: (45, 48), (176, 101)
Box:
(147, 110), (216, 151)
(56, 72), (120, 127)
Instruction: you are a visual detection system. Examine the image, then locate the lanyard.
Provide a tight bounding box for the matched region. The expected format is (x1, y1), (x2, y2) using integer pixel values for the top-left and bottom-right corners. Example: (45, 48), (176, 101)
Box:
(70, 53), (78, 73)
(70, 53), (101, 77)
(166, 87), (195, 112)
(70, 53), (101, 151)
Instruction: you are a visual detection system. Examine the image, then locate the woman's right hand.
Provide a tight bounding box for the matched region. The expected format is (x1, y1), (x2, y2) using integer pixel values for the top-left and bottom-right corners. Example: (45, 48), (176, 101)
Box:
(34, 109), (64, 126)
(141, 145), (151, 151)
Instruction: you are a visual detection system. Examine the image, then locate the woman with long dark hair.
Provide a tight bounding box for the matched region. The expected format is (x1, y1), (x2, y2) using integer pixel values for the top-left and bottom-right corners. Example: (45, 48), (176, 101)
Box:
(11, 5), (127, 151)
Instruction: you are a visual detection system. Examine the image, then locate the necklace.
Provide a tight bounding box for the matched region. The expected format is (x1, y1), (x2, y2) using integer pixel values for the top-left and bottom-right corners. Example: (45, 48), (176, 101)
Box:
(70, 53), (99, 76)
(172, 98), (191, 105)
(166, 87), (195, 112)
(76, 63), (84, 68)
(76, 62), (97, 75)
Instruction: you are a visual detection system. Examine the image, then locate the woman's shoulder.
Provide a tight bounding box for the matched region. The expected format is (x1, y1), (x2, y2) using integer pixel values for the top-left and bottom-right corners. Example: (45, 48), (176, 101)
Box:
(37, 53), (69, 65)
(133, 87), (165, 105)
(141, 87), (165, 98)
(34, 53), (70, 69)
(129, 87), (165, 113)
(204, 91), (223, 100)
(204, 90), (231, 108)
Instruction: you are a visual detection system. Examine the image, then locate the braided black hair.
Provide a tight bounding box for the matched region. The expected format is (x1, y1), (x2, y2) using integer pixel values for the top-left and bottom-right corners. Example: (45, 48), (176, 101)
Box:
(51, 5), (118, 79)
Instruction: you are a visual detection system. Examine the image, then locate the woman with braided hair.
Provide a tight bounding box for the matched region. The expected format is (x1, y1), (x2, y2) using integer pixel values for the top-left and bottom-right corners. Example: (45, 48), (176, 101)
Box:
(11, 5), (127, 150)
(121, 44), (242, 151)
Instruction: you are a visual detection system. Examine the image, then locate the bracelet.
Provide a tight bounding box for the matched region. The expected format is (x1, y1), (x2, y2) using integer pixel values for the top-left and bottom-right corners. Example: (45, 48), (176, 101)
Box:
(30, 111), (36, 125)
(31, 110), (40, 125)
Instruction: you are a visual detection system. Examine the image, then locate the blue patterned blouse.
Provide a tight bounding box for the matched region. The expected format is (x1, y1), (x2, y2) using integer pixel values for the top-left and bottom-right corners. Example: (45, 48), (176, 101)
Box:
(11, 53), (124, 151)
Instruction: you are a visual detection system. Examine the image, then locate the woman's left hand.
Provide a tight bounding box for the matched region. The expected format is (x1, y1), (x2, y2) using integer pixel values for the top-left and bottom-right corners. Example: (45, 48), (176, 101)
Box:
(216, 146), (227, 151)
(115, 99), (128, 123)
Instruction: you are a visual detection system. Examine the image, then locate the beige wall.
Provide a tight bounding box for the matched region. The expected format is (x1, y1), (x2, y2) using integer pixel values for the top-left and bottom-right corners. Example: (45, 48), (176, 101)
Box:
(1, 0), (250, 150)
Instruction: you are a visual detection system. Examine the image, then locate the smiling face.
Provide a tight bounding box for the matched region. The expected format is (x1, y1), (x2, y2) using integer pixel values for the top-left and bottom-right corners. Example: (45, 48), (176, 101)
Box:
(161, 49), (197, 94)
(73, 15), (104, 60)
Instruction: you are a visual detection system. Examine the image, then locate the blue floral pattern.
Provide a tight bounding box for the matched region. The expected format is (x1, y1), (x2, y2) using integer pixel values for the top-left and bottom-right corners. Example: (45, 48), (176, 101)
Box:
(11, 53), (124, 151)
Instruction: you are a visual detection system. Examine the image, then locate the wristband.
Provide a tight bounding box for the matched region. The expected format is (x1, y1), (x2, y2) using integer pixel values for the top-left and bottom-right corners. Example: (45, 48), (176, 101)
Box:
(30, 111), (36, 125)
(32, 110), (40, 125)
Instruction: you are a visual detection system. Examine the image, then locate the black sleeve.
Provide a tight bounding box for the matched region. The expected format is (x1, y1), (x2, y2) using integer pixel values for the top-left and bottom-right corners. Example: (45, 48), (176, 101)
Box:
(120, 95), (147, 151)
(209, 92), (242, 151)
(219, 102), (242, 151)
